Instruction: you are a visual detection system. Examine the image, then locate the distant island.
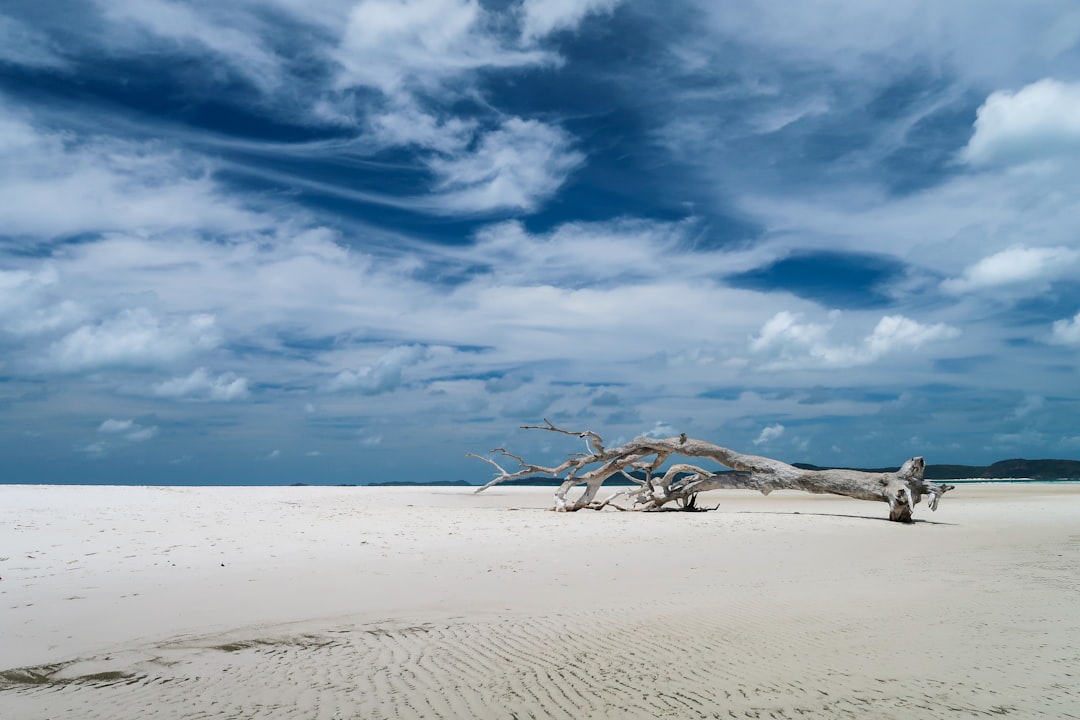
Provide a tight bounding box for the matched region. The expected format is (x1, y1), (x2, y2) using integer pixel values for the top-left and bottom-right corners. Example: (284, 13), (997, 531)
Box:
(792, 458), (1080, 480)
(366, 480), (475, 487)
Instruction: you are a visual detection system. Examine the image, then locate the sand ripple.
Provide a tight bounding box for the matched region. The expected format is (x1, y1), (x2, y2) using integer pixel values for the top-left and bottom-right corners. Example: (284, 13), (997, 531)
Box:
(3, 606), (1076, 719)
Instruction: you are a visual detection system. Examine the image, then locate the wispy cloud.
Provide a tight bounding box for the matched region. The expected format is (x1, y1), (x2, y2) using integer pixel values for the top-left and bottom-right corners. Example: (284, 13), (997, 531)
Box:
(942, 245), (1080, 294)
(424, 119), (583, 214)
(519, 0), (622, 42)
(0, 13), (68, 68)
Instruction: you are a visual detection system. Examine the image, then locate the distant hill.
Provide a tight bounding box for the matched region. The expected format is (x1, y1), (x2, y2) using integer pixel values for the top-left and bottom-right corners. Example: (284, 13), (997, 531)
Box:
(792, 458), (1080, 480)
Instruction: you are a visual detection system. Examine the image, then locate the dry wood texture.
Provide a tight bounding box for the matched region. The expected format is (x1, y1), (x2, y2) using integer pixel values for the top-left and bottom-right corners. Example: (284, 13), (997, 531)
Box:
(471, 420), (954, 522)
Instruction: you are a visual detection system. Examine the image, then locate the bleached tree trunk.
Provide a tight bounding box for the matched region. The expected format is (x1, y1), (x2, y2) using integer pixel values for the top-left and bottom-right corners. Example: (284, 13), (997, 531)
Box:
(470, 420), (954, 523)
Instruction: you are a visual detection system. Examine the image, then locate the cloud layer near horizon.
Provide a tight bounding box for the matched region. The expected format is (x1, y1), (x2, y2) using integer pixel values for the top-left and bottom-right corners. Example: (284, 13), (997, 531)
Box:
(1, 0), (1079, 483)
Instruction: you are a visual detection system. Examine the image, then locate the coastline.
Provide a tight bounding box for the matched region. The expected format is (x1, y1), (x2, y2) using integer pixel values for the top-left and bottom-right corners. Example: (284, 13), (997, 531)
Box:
(2, 483), (1078, 718)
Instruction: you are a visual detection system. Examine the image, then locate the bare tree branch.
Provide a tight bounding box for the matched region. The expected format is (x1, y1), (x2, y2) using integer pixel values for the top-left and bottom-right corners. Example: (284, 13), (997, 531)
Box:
(470, 422), (955, 522)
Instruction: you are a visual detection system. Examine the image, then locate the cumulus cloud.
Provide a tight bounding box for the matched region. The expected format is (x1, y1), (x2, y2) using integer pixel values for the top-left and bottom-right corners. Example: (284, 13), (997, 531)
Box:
(1051, 311), (1080, 345)
(519, 0), (621, 42)
(750, 311), (959, 369)
(864, 315), (962, 358)
(962, 79), (1080, 166)
(425, 118), (583, 214)
(154, 368), (250, 401)
(753, 423), (784, 445)
(48, 309), (220, 371)
(328, 345), (429, 394)
(942, 245), (1080, 294)
(0, 266), (85, 336)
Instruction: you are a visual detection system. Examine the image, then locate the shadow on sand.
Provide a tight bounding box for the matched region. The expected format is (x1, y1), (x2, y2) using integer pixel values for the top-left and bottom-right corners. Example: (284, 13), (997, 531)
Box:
(733, 510), (958, 526)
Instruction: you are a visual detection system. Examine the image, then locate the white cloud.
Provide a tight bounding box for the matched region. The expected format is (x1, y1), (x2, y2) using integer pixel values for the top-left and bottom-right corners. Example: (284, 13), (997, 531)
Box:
(0, 266), (85, 336)
(753, 423), (784, 445)
(328, 345), (430, 394)
(750, 311), (833, 355)
(154, 368), (250, 401)
(425, 118), (583, 214)
(0, 102), (263, 238)
(1051, 311), (1080, 345)
(639, 421), (677, 439)
(465, 217), (694, 286)
(519, 0), (621, 42)
(80, 441), (107, 456)
(98, 418), (134, 434)
(864, 315), (962, 358)
(97, 418), (159, 442)
(48, 309), (220, 371)
(366, 98), (477, 153)
(942, 245), (1080, 294)
(750, 311), (960, 369)
(335, 0), (551, 95)
(94, 0), (284, 91)
(126, 425), (160, 442)
(962, 79), (1080, 166)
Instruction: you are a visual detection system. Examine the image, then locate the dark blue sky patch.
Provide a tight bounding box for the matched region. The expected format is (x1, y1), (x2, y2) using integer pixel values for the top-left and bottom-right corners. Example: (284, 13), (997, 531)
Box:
(726, 250), (906, 309)
(933, 355), (996, 374)
(695, 386), (747, 403)
(879, 93), (981, 194)
(1003, 283), (1080, 327)
(796, 387), (901, 405)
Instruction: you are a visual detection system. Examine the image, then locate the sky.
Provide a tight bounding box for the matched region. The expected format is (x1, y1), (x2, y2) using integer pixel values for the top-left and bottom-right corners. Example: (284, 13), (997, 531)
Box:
(2, 0), (1080, 485)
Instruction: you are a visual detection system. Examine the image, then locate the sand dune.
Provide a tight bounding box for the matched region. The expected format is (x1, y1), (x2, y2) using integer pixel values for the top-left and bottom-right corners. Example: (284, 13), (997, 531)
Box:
(2, 484), (1078, 718)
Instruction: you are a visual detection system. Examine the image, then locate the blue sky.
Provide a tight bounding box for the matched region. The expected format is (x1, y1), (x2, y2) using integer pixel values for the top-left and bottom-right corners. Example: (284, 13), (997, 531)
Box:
(2, 0), (1080, 484)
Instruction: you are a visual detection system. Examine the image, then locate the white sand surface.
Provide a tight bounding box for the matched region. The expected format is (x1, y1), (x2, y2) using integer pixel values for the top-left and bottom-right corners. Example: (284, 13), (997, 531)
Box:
(1, 483), (1078, 719)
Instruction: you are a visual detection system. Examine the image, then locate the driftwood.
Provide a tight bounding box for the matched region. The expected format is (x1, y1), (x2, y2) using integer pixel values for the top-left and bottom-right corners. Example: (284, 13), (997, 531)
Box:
(470, 420), (954, 523)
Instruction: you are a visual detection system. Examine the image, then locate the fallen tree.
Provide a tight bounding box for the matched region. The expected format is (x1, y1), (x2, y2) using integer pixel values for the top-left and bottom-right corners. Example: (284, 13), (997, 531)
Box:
(470, 420), (954, 523)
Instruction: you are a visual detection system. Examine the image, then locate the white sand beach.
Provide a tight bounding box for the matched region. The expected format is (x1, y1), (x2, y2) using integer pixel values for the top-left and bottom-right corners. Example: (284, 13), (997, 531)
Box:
(2, 483), (1078, 719)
